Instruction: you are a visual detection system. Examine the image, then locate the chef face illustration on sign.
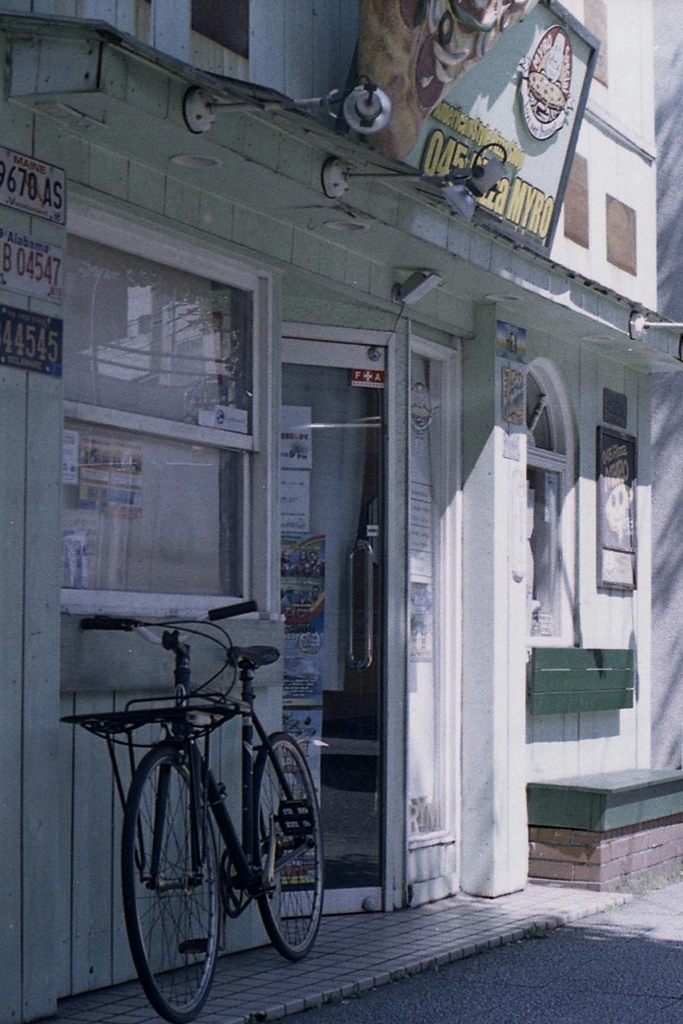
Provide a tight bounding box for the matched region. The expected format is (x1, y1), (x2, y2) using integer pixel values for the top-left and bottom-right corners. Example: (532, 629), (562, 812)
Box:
(518, 25), (574, 141)
(604, 480), (633, 547)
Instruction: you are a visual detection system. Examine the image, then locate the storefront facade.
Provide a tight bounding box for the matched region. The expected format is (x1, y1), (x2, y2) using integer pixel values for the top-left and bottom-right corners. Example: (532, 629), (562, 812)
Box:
(0, 2), (672, 1021)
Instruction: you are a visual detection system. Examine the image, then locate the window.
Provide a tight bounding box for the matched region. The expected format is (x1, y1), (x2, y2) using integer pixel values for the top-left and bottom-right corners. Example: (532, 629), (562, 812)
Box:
(62, 235), (255, 604)
(584, 0), (608, 88)
(563, 153), (589, 249)
(192, 0), (249, 57)
(606, 196), (637, 275)
(526, 362), (574, 642)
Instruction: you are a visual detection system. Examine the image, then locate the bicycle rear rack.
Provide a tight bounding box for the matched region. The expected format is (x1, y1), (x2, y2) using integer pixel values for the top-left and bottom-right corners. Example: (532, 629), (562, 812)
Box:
(62, 698), (247, 812)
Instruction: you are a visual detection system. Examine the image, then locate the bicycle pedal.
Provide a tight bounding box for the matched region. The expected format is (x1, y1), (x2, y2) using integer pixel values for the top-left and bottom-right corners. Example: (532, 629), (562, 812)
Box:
(277, 799), (313, 836)
(178, 938), (209, 956)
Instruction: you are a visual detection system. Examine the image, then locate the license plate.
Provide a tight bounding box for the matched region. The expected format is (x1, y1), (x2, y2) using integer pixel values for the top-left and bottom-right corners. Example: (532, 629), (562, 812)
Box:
(0, 304), (62, 377)
(0, 147), (66, 224)
(0, 227), (63, 303)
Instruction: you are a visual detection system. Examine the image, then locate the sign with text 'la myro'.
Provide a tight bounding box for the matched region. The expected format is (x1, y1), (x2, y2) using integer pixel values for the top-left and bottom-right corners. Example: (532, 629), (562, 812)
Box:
(358, 0), (598, 252)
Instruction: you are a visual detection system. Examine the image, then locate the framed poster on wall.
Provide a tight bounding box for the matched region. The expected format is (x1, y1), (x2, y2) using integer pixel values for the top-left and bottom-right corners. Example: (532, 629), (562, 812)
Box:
(596, 426), (637, 591)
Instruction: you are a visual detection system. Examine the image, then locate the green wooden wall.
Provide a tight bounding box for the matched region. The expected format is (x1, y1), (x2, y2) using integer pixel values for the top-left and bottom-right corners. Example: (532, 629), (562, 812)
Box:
(0, 28), (64, 1019)
(57, 681), (282, 997)
(0, 371), (62, 1022)
(0, 9), (660, 1016)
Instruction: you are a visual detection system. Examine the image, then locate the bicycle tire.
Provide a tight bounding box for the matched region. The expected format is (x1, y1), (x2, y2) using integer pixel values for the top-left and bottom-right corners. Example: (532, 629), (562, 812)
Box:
(254, 732), (324, 959)
(121, 744), (219, 1024)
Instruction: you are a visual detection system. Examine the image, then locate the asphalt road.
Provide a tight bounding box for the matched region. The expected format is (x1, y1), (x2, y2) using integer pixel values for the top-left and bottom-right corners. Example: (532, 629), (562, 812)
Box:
(294, 890), (683, 1024)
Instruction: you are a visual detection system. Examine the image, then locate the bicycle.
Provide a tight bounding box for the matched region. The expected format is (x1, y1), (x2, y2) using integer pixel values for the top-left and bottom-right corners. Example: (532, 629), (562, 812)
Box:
(62, 600), (324, 1024)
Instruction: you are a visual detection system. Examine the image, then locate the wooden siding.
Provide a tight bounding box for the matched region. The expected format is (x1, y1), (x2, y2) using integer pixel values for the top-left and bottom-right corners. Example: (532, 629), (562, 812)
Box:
(0, 11), (658, 1016)
(0, 369), (62, 1021)
(526, 337), (652, 781)
(58, 682), (282, 997)
(250, 0), (358, 104)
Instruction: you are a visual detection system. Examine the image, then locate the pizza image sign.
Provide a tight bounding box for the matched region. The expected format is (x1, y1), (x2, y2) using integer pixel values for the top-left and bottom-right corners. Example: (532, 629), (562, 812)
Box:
(518, 26), (573, 141)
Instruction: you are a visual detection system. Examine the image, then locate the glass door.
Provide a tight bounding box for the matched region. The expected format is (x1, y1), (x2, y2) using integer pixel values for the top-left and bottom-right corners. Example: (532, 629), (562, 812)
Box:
(281, 339), (385, 912)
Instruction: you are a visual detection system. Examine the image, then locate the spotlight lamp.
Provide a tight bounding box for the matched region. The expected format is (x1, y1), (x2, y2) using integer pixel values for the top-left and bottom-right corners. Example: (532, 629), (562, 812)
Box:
(628, 310), (683, 341)
(342, 79), (392, 135)
(441, 143), (508, 220)
(183, 78), (392, 135)
(320, 142), (508, 222)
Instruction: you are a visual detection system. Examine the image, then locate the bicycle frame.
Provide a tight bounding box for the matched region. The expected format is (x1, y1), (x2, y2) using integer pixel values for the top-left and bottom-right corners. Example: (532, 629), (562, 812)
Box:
(64, 603), (324, 1023)
(158, 654), (304, 906)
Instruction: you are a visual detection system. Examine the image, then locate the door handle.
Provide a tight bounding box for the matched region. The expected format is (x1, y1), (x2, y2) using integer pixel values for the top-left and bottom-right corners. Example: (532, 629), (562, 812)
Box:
(347, 538), (374, 670)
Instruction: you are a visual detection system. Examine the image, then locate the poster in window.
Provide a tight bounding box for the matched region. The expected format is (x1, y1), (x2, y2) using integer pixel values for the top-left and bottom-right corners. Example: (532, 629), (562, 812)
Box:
(281, 535), (325, 704)
(409, 581), (433, 662)
(282, 707), (323, 796)
(78, 434), (143, 518)
(597, 427), (637, 590)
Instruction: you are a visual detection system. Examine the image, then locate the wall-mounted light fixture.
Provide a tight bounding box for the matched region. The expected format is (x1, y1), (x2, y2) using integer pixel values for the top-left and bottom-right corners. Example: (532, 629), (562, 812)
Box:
(183, 79), (392, 136)
(628, 310), (683, 341)
(321, 143), (508, 222)
(391, 271), (443, 305)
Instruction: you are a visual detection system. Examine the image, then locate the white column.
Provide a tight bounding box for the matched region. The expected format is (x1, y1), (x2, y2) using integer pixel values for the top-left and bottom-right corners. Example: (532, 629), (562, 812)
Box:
(460, 303), (528, 897)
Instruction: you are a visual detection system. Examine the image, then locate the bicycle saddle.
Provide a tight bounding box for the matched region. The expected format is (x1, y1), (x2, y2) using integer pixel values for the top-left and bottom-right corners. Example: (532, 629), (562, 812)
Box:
(231, 645), (280, 668)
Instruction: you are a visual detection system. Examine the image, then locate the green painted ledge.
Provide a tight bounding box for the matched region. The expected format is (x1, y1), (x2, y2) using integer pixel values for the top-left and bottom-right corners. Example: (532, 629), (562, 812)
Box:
(527, 769), (683, 832)
(527, 648), (635, 715)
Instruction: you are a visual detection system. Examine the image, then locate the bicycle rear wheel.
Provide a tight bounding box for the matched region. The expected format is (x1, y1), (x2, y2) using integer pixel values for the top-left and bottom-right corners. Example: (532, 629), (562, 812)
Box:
(254, 732), (324, 959)
(121, 744), (219, 1024)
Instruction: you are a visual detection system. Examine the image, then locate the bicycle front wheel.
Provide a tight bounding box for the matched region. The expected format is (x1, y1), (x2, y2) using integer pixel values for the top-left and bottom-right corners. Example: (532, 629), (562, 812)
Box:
(121, 744), (219, 1024)
(254, 732), (324, 960)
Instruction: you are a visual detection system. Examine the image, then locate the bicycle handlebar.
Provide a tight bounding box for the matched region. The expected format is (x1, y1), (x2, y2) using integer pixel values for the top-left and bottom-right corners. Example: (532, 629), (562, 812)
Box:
(81, 616), (142, 631)
(207, 600), (258, 621)
(80, 601), (258, 632)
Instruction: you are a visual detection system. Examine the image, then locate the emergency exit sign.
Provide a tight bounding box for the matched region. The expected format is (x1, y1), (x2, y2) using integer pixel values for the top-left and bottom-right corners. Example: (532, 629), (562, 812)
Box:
(351, 368), (385, 388)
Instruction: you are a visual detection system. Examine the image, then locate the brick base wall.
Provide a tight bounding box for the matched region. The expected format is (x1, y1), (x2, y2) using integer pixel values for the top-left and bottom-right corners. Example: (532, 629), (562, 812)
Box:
(528, 813), (683, 890)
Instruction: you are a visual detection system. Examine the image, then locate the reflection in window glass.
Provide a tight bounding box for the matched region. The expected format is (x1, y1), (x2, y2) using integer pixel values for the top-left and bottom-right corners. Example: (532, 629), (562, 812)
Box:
(64, 237), (253, 432)
(62, 422), (242, 595)
(407, 354), (445, 840)
(527, 467), (561, 636)
(62, 235), (251, 599)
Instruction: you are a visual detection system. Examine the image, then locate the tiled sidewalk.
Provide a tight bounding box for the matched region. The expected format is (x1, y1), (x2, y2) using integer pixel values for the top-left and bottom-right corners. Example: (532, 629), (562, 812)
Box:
(56, 884), (628, 1024)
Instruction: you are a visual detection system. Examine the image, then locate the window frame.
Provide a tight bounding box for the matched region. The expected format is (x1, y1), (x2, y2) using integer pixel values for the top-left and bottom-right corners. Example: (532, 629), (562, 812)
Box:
(61, 204), (272, 618)
(525, 359), (576, 648)
(406, 333), (461, 851)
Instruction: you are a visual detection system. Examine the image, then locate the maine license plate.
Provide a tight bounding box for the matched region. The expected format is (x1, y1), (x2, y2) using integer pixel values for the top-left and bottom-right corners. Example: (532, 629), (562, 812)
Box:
(0, 304), (62, 377)
(0, 226), (63, 303)
(0, 147), (66, 224)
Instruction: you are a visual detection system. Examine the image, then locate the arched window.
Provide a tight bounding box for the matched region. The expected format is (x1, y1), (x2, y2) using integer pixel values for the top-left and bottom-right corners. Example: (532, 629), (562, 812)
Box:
(526, 360), (575, 642)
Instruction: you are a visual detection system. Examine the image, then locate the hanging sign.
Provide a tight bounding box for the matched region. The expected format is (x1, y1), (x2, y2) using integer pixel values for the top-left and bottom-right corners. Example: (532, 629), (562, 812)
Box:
(0, 226), (63, 303)
(357, 0), (598, 251)
(0, 146), (66, 224)
(0, 303), (62, 376)
(518, 25), (573, 141)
